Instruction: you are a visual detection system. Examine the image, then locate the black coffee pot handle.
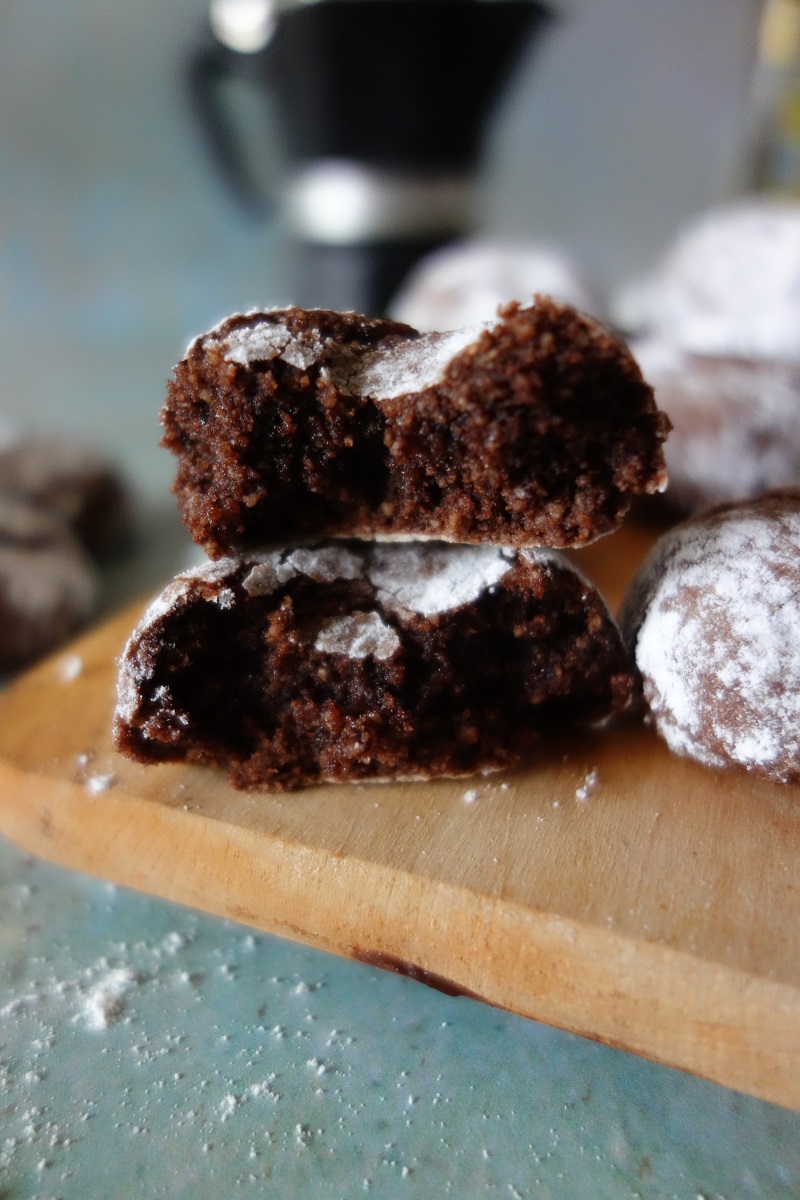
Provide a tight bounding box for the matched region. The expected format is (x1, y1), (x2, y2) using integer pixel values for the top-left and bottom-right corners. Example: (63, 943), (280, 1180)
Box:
(186, 42), (275, 218)
(187, 0), (551, 222)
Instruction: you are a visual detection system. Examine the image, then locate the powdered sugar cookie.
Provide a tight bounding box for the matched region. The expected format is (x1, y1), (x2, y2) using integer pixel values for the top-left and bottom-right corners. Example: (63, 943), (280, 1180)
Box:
(620, 490), (800, 781)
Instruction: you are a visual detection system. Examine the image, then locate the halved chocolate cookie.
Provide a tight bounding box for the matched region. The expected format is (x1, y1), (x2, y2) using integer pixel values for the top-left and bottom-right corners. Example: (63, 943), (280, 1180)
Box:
(163, 299), (669, 557)
(115, 540), (634, 791)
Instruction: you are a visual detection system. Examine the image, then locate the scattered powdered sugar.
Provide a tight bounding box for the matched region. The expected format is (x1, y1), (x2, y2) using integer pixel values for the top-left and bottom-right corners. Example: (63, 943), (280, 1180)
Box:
(85, 771), (117, 795)
(462, 788), (479, 804)
(314, 611), (400, 661)
(74, 751), (117, 795)
(575, 767), (599, 802)
(79, 967), (136, 1030)
(622, 199), (800, 362)
(625, 499), (800, 777)
(369, 543), (515, 617)
(56, 652), (83, 683)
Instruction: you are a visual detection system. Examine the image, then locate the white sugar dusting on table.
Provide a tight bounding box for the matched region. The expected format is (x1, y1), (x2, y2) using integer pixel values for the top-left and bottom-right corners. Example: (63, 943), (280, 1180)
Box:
(80, 967), (136, 1030)
(56, 653), (83, 683)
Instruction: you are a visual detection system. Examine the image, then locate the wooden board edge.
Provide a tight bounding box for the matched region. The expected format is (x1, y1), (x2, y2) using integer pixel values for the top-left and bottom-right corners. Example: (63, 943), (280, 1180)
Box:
(1, 757), (798, 1112)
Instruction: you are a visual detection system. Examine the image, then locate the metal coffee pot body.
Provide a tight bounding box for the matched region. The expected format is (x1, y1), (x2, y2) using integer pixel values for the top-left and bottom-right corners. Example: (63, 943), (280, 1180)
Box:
(190, 0), (550, 314)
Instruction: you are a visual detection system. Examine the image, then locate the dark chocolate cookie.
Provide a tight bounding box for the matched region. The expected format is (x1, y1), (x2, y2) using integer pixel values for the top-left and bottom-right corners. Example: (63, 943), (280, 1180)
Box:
(115, 540), (634, 791)
(163, 299), (669, 557)
(0, 435), (132, 559)
(0, 496), (98, 672)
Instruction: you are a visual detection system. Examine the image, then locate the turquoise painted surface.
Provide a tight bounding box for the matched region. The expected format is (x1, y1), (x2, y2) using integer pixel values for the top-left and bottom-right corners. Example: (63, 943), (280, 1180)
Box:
(2, 837), (800, 1199)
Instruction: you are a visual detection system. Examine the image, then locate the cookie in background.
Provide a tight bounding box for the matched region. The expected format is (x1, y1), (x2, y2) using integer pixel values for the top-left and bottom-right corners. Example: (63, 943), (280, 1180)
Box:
(614, 198), (800, 513)
(0, 431), (135, 672)
(388, 238), (604, 331)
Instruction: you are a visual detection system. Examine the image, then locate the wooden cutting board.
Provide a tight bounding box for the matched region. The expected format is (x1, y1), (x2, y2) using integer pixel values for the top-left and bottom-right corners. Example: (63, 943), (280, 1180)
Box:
(0, 517), (799, 1112)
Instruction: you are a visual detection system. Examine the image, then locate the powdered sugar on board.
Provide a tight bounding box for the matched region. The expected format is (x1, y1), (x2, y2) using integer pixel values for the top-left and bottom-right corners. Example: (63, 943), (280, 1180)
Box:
(622, 497), (800, 779)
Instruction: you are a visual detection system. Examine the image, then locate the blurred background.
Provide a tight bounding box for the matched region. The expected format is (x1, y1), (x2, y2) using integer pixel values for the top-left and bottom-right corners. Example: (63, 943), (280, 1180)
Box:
(0, 0), (779, 518)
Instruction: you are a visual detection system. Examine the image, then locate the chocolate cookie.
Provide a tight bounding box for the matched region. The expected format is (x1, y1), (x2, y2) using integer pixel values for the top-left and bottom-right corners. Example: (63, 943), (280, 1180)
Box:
(633, 340), (800, 513)
(114, 540), (634, 791)
(0, 435), (132, 559)
(163, 299), (669, 558)
(620, 490), (800, 782)
(0, 496), (98, 672)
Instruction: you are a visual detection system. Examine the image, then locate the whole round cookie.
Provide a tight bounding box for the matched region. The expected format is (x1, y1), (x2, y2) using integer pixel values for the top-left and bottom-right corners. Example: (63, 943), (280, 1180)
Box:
(633, 338), (800, 512)
(0, 496), (98, 672)
(0, 434), (132, 560)
(619, 490), (800, 782)
(389, 239), (601, 332)
(613, 198), (800, 361)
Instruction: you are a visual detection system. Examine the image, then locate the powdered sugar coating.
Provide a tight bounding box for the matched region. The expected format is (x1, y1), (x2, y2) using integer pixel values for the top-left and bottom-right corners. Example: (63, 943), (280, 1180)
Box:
(368, 543), (515, 617)
(223, 321), (325, 371)
(0, 545), (95, 625)
(218, 308), (489, 401)
(389, 239), (601, 331)
(314, 611), (400, 661)
(0, 497), (97, 671)
(616, 199), (800, 362)
(634, 338), (800, 510)
(621, 493), (800, 780)
(331, 325), (487, 400)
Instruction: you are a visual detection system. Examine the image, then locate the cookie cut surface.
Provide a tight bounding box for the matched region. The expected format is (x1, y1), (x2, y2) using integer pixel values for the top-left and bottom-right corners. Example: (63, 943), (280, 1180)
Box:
(114, 541), (634, 791)
(620, 490), (800, 782)
(163, 299), (669, 558)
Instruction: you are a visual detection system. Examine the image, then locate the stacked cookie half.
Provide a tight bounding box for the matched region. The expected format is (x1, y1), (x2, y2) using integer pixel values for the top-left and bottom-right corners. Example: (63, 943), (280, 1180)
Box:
(114, 298), (669, 791)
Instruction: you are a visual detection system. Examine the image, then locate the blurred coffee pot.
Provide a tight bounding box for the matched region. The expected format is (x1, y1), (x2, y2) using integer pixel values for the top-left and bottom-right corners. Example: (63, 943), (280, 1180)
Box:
(189, 0), (551, 314)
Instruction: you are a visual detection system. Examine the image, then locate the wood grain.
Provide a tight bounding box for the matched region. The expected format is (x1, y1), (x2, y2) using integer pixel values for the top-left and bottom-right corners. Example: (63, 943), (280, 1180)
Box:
(0, 517), (798, 1111)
